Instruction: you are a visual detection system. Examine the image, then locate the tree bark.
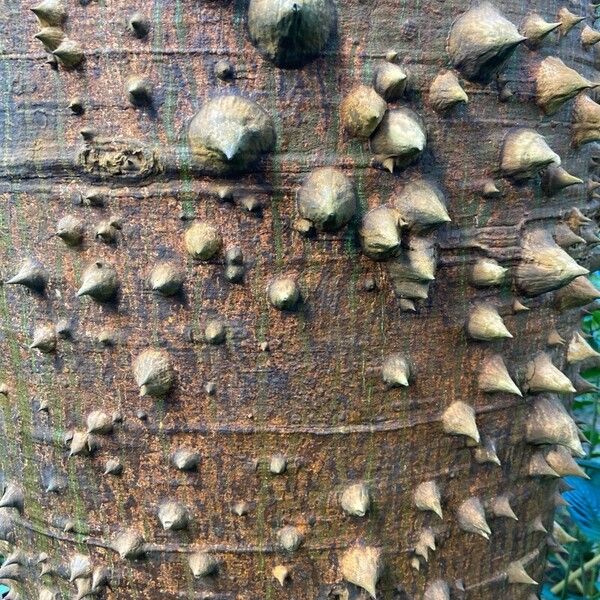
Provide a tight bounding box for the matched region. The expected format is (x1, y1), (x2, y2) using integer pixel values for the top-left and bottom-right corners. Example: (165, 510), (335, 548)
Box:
(0, 0), (599, 599)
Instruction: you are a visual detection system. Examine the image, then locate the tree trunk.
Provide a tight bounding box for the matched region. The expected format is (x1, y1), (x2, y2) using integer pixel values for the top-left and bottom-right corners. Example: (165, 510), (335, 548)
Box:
(1, 0), (599, 599)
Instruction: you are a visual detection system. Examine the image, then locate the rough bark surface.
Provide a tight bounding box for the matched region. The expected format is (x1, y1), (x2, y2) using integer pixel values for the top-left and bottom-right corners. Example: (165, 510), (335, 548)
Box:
(0, 0), (599, 599)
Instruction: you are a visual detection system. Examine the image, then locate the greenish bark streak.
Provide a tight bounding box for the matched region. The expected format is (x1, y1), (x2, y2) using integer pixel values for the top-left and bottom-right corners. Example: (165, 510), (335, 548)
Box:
(154, 396), (172, 493)
(253, 259), (276, 597)
(254, 259), (271, 346)
(253, 247), (275, 594)
(233, 0), (247, 67)
(0, 301), (19, 480)
(0, 289), (41, 520)
(170, 0), (196, 220)
(0, 202), (15, 481)
(173, 0), (200, 112)
(256, 466), (271, 598)
(2, 0), (48, 547)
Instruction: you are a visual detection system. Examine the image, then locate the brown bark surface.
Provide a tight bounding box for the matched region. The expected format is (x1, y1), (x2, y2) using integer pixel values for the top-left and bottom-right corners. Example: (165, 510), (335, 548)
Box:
(0, 0), (599, 598)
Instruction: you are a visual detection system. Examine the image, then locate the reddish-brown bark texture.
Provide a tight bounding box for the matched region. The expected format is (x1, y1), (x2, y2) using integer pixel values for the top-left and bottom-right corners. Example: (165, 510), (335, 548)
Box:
(0, 0), (599, 598)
